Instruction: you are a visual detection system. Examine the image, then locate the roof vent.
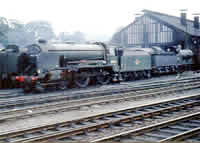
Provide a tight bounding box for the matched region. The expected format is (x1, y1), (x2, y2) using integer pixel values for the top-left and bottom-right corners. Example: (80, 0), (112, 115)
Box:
(194, 16), (199, 29)
(181, 13), (187, 25)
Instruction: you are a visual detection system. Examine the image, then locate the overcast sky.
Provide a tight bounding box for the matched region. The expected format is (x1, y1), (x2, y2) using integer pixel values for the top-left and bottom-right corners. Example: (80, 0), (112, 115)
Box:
(1, 0), (200, 40)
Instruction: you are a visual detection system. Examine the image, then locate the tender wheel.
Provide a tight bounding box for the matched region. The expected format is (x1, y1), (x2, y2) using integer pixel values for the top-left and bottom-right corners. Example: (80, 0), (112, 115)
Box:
(74, 72), (90, 88)
(138, 71), (144, 79)
(122, 73), (129, 81)
(141, 71), (146, 79)
(132, 72), (137, 80)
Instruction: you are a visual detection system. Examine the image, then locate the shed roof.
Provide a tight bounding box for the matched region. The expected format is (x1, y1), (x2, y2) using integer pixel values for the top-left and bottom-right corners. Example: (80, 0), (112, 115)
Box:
(143, 9), (200, 36)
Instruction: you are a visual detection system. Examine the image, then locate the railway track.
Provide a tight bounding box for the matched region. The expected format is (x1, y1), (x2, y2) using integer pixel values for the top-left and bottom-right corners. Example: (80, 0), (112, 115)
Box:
(0, 89), (21, 99)
(0, 72), (195, 100)
(1, 93), (200, 143)
(184, 131), (200, 142)
(93, 112), (200, 143)
(0, 75), (198, 100)
(0, 76), (200, 111)
(0, 77), (200, 122)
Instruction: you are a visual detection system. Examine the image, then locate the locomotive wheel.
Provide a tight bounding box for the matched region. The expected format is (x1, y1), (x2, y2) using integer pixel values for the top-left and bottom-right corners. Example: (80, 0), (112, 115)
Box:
(0, 74), (2, 89)
(74, 72), (90, 88)
(97, 75), (111, 85)
(58, 80), (69, 90)
(35, 82), (45, 93)
(23, 78), (33, 93)
(122, 73), (129, 81)
(147, 71), (152, 78)
(24, 84), (32, 93)
(123, 73), (133, 81)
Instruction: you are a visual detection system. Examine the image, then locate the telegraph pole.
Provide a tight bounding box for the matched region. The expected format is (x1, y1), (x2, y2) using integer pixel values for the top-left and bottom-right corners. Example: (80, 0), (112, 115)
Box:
(180, 9), (188, 49)
(176, 9), (188, 79)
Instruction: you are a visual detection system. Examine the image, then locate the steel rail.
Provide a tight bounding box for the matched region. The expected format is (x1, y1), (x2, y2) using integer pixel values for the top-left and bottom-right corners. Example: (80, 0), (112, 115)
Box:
(1, 77), (200, 111)
(0, 79), (200, 122)
(91, 112), (200, 142)
(1, 93), (200, 142)
(159, 127), (200, 142)
(0, 75), (199, 107)
(0, 73), (199, 101)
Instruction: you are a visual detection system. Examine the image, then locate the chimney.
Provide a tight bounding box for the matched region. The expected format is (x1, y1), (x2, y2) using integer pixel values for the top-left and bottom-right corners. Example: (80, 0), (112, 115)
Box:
(194, 16), (199, 29)
(181, 13), (187, 25)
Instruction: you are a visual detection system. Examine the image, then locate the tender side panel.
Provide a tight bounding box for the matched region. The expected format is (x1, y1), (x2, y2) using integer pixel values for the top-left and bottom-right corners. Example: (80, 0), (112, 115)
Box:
(152, 54), (177, 67)
(120, 54), (152, 72)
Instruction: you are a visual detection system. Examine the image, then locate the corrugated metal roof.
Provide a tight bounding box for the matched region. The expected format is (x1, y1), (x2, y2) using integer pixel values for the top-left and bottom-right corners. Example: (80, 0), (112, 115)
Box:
(143, 9), (200, 36)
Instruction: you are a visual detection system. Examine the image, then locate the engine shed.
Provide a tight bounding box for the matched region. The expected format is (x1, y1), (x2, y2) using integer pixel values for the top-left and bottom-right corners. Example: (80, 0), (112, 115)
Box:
(111, 10), (200, 65)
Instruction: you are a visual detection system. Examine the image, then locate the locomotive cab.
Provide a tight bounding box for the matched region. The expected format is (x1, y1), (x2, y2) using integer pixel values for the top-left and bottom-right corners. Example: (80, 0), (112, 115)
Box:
(0, 45), (20, 88)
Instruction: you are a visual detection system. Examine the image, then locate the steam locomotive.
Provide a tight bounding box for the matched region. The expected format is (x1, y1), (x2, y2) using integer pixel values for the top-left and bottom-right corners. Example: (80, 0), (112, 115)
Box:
(0, 40), (194, 92)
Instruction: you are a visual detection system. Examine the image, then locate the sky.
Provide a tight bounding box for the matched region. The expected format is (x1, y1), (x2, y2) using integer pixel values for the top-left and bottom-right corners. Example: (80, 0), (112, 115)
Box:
(0, 0), (200, 41)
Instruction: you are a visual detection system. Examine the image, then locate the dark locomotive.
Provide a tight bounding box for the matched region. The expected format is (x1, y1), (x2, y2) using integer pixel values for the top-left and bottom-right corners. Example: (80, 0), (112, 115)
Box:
(0, 39), (194, 92)
(21, 41), (114, 92)
(0, 45), (21, 88)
